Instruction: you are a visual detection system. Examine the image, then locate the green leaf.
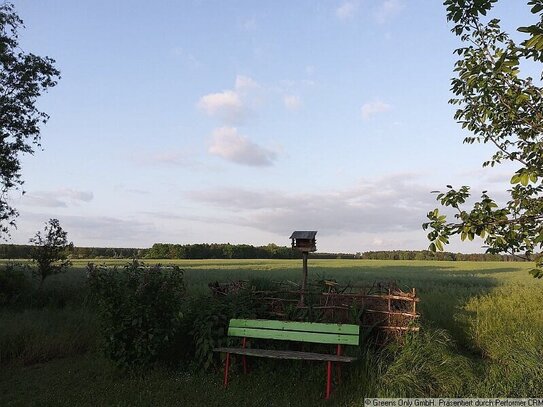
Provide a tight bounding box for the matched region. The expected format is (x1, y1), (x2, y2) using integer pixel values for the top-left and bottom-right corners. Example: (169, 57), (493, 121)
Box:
(520, 173), (529, 186)
(493, 53), (507, 71)
(518, 25), (541, 34)
(526, 33), (543, 50)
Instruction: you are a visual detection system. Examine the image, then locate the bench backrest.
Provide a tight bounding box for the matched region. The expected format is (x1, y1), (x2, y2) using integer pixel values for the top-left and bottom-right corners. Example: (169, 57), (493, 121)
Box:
(227, 319), (359, 346)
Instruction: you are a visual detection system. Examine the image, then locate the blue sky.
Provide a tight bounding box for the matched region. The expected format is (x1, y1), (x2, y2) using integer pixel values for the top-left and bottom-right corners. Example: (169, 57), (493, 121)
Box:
(7, 0), (533, 252)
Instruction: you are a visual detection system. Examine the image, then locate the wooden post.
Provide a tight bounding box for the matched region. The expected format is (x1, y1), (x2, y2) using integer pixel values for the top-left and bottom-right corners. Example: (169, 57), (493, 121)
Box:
(300, 251), (308, 306)
(412, 288), (417, 325)
(387, 288), (391, 327)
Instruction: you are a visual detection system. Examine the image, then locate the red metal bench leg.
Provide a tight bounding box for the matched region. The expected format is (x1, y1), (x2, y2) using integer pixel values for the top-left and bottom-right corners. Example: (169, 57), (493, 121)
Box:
(325, 361), (332, 400)
(223, 353), (230, 388)
(336, 344), (342, 384)
(242, 337), (247, 374)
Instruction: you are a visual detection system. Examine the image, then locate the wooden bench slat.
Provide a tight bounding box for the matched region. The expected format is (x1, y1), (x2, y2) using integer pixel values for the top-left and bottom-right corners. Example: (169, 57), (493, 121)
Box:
(228, 319), (359, 335)
(213, 347), (357, 362)
(228, 327), (359, 345)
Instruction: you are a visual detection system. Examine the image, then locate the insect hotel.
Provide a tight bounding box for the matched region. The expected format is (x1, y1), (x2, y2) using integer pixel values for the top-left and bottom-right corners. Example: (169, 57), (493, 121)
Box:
(289, 230), (317, 305)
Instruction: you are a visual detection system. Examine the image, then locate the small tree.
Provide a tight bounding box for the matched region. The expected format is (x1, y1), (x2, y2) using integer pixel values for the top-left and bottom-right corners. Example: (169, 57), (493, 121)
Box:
(29, 219), (71, 288)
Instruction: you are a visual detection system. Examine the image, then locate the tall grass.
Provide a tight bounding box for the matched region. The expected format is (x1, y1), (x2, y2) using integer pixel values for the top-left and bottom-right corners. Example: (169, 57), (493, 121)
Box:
(336, 328), (475, 402)
(374, 328), (475, 397)
(0, 264), (98, 366)
(0, 307), (98, 365)
(462, 284), (543, 396)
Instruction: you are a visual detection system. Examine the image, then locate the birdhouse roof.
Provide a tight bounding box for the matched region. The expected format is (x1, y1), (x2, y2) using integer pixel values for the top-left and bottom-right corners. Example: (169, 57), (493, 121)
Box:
(289, 231), (317, 240)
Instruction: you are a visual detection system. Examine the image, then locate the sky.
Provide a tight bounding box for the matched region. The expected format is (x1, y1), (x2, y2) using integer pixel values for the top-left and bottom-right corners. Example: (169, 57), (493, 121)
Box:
(5, 0), (536, 252)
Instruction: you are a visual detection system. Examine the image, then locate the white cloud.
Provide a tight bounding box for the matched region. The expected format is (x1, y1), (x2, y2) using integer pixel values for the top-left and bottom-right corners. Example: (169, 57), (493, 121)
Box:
(208, 126), (277, 167)
(235, 75), (259, 92)
(457, 167), (516, 186)
(375, 0), (404, 24)
(336, 1), (359, 20)
(361, 100), (392, 120)
(186, 173), (435, 235)
(15, 212), (157, 246)
(197, 90), (244, 123)
(21, 188), (93, 208)
(197, 75), (260, 124)
(61, 189), (93, 202)
(61, 215), (155, 243)
(132, 150), (205, 169)
(284, 95), (302, 111)
(125, 188), (149, 195)
(372, 237), (385, 246)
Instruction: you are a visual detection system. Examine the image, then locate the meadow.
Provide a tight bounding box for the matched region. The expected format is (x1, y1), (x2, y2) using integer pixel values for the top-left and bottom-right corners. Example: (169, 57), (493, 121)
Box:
(1, 259), (542, 406)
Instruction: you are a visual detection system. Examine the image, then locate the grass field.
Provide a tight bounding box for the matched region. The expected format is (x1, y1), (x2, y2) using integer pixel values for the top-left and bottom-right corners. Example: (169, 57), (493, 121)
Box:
(1, 259), (542, 405)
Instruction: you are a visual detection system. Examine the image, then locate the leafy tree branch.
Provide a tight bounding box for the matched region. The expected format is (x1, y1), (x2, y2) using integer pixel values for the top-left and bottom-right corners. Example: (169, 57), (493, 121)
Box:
(0, 3), (60, 237)
(424, 0), (543, 277)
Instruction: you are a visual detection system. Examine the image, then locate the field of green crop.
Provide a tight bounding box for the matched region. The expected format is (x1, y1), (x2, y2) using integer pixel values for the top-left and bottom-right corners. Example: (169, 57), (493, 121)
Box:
(1, 259), (542, 406)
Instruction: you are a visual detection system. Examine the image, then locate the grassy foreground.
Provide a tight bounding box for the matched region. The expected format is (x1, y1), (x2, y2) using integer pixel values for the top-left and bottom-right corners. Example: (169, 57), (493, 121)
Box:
(1, 259), (542, 405)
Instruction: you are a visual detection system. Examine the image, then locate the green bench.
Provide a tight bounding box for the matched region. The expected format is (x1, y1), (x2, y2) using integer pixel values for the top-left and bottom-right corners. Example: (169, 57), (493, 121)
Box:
(214, 318), (360, 399)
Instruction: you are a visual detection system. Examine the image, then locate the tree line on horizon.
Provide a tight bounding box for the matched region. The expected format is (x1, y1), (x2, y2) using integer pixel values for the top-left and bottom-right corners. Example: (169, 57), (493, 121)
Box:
(0, 242), (526, 262)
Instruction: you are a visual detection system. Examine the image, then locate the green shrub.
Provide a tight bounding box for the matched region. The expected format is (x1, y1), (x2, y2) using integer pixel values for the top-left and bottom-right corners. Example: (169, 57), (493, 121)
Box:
(187, 290), (268, 370)
(0, 263), (31, 306)
(87, 261), (186, 371)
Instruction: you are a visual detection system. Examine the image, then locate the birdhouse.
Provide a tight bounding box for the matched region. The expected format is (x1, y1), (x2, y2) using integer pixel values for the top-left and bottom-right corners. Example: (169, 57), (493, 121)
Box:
(289, 231), (317, 252)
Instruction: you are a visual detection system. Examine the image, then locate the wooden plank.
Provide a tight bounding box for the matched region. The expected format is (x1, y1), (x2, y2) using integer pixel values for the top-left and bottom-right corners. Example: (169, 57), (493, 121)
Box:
(364, 309), (419, 317)
(227, 327), (359, 345)
(387, 288), (391, 327)
(261, 297), (299, 303)
(360, 325), (420, 331)
(213, 347), (357, 362)
(322, 293), (420, 302)
(228, 319), (359, 335)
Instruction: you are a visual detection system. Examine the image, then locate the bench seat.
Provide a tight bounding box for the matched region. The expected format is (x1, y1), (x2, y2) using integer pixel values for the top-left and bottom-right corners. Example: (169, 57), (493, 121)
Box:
(214, 347), (357, 362)
(214, 318), (360, 399)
